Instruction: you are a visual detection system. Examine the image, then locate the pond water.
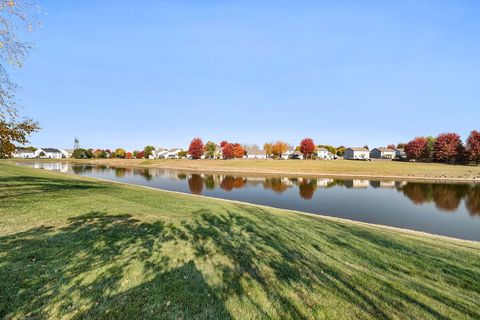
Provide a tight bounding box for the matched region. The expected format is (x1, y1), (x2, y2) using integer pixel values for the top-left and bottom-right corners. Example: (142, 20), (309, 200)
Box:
(17, 162), (480, 241)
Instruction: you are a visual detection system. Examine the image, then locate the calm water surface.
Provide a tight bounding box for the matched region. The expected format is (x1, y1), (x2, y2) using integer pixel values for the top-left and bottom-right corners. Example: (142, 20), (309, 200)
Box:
(18, 162), (480, 241)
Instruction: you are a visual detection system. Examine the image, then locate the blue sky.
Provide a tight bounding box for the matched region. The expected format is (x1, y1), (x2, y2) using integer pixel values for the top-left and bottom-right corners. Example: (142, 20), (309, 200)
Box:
(12, 0), (480, 150)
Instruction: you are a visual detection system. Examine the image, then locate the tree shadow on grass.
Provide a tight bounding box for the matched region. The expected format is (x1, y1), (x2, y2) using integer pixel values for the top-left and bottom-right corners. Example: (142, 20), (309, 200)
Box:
(0, 212), (231, 320)
(1, 204), (479, 319)
(182, 204), (480, 319)
(0, 176), (106, 200)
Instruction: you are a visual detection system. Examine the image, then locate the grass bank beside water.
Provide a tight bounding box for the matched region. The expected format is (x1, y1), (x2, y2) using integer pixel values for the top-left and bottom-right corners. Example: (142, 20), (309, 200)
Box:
(1, 162), (479, 319)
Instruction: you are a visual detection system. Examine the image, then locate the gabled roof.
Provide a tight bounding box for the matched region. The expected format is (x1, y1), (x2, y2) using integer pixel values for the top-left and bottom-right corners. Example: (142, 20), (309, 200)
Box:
(347, 147), (369, 152)
(41, 148), (62, 153)
(374, 147), (395, 152)
(317, 147), (328, 151)
(15, 147), (34, 153)
(168, 148), (182, 153)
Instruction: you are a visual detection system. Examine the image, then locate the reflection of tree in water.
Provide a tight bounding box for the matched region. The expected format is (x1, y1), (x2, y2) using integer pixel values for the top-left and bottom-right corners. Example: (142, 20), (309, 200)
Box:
(204, 175), (215, 190)
(115, 167), (127, 178)
(263, 178), (290, 194)
(298, 178), (317, 200)
(177, 173), (187, 180)
(401, 182), (480, 214)
(466, 185), (480, 216)
(432, 184), (466, 212)
(188, 174), (204, 195)
(401, 183), (433, 205)
(141, 169), (153, 181)
(220, 176), (245, 191)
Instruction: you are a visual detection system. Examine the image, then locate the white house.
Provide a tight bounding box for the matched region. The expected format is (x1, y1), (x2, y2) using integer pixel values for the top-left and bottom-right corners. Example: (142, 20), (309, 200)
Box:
(166, 148), (183, 159)
(35, 148), (64, 159)
(60, 149), (73, 158)
(245, 148), (267, 159)
(12, 147), (36, 158)
(281, 150), (294, 160)
(154, 148), (169, 159)
(370, 148), (396, 159)
(344, 147), (370, 160)
(317, 147), (334, 160)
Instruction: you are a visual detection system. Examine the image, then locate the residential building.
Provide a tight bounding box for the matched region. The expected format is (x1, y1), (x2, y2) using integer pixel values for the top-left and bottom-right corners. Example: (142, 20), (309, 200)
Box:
(35, 148), (64, 159)
(395, 148), (407, 160)
(370, 148), (396, 159)
(245, 148), (267, 159)
(344, 147), (370, 160)
(166, 148), (183, 159)
(12, 147), (36, 158)
(317, 147), (335, 160)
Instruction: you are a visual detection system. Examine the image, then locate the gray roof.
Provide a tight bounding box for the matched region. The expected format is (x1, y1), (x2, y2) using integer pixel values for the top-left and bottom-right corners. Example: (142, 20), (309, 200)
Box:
(16, 147), (34, 153)
(317, 147), (328, 151)
(348, 147), (369, 152)
(374, 148), (395, 152)
(41, 148), (62, 153)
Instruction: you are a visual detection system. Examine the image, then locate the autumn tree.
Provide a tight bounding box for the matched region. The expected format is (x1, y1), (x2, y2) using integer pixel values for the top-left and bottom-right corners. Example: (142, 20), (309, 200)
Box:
(405, 137), (427, 160)
(396, 143), (406, 149)
(299, 138), (316, 159)
(466, 130), (480, 165)
(272, 141), (287, 159)
(263, 143), (273, 158)
(136, 150), (145, 159)
(114, 148), (126, 158)
(232, 143), (245, 158)
(204, 141), (217, 159)
(0, 1), (40, 157)
(221, 141), (234, 159)
(336, 146), (346, 156)
(125, 152), (133, 159)
(387, 144), (395, 149)
(433, 133), (462, 163)
(188, 138), (204, 159)
(143, 145), (155, 159)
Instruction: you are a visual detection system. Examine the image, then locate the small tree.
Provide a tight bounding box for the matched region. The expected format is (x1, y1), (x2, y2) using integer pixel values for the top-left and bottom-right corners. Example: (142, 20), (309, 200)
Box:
(405, 137), (427, 160)
(299, 138), (316, 159)
(143, 145), (155, 159)
(232, 143), (245, 158)
(72, 148), (86, 159)
(336, 146), (346, 156)
(136, 151), (145, 159)
(114, 148), (126, 158)
(272, 141), (287, 159)
(204, 141), (217, 159)
(188, 137), (204, 159)
(126, 152), (133, 159)
(433, 133), (461, 163)
(221, 141), (234, 159)
(263, 143), (273, 158)
(466, 130), (480, 165)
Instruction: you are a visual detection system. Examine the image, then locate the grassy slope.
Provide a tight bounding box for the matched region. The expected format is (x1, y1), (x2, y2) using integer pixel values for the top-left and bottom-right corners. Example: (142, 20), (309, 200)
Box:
(17, 158), (480, 181)
(1, 162), (479, 320)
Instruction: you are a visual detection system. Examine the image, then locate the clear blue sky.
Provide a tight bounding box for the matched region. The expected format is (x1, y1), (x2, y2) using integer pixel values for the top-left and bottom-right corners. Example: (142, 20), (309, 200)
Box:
(13, 0), (480, 150)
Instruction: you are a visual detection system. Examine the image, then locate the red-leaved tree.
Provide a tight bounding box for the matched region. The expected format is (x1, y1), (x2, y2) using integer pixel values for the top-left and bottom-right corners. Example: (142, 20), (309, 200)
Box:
(299, 138), (316, 159)
(433, 133), (461, 163)
(232, 143), (245, 158)
(188, 138), (204, 159)
(405, 137), (427, 160)
(466, 130), (480, 165)
(136, 151), (145, 159)
(221, 141), (234, 159)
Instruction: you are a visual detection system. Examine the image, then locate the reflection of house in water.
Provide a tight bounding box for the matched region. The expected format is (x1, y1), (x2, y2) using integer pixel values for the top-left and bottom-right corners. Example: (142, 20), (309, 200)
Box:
(316, 178), (334, 188)
(35, 162), (69, 173)
(344, 180), (369, 188)
(369, 180), (397, 188)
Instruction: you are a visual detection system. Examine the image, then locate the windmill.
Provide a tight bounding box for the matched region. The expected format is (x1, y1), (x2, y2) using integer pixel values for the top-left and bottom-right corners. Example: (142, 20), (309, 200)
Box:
(74, 137), (80, 150)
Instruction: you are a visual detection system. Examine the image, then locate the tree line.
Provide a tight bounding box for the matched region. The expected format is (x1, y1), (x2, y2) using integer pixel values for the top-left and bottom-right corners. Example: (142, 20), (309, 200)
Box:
(405, 131), (480, 165)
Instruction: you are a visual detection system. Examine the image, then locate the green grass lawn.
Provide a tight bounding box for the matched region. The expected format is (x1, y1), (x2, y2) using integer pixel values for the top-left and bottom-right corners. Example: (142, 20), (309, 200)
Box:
(1, 162), (479, 319)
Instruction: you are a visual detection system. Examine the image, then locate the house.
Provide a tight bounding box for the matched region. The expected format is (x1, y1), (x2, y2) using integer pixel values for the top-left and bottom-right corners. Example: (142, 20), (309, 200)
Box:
(344, 147), (370, 160)
(394, 148), (407, 160)
(35, 148), (64, 159)
(245, 148), (267, 159)
(166, 148), (183, 159)
(370, 148), (396, 159)
(317, 147), (334, 160)
(12, 147), (36, 158)
(60, 149), (74, 158)
(289, 151), (304, 160)
(154, 148), (169, 159)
